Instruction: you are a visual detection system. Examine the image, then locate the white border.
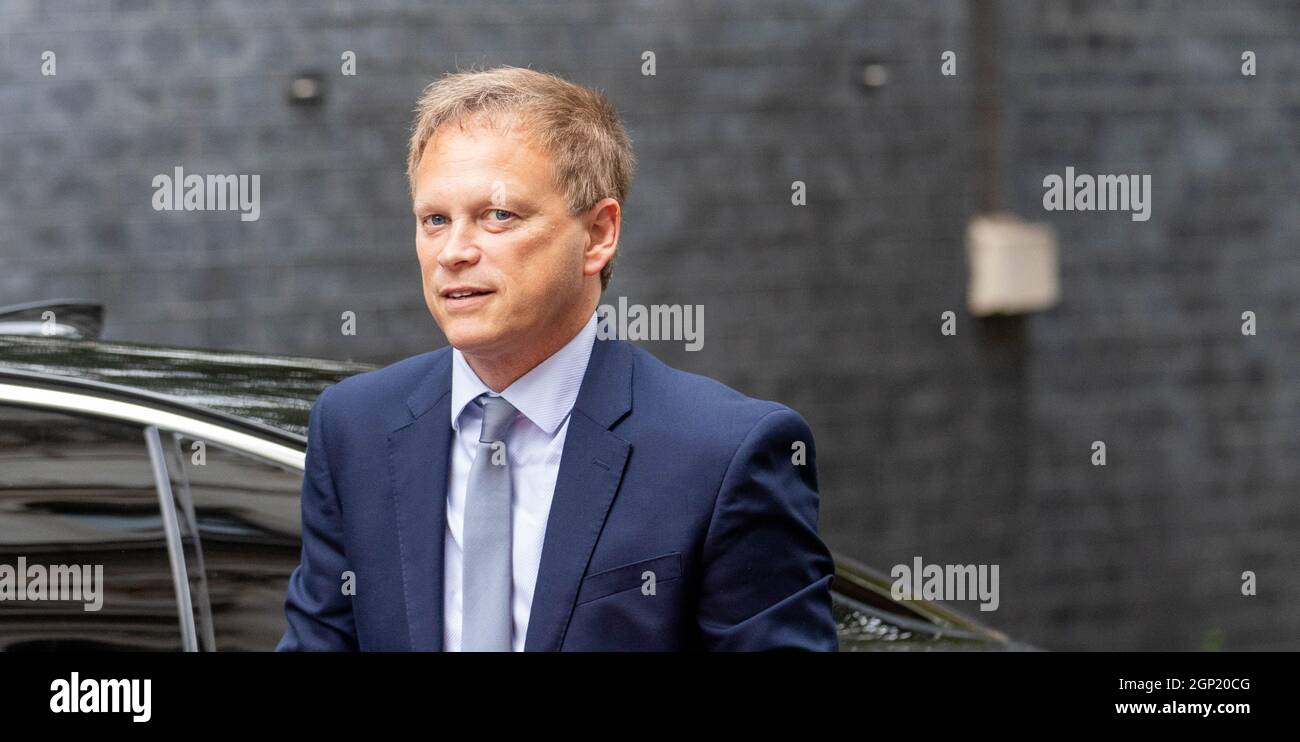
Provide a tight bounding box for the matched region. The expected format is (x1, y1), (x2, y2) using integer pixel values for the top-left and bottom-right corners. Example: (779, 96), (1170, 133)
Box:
(0, 382), (305, 470)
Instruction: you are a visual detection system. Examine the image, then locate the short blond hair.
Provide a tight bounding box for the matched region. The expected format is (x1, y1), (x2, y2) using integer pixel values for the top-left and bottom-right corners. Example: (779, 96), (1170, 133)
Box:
(407, 66), (635, 290)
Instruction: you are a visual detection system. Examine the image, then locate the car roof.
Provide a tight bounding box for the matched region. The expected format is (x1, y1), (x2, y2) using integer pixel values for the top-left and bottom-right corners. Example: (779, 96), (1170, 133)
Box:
(0, 335), (375, 439)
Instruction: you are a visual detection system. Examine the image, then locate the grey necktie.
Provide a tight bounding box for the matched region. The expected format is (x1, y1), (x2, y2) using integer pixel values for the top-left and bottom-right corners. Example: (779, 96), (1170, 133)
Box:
(461, 394), (518, 651)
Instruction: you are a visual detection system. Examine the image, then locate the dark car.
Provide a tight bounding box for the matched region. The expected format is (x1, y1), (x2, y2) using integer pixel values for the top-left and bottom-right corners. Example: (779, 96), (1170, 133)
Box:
(0, 303), (1018, 651)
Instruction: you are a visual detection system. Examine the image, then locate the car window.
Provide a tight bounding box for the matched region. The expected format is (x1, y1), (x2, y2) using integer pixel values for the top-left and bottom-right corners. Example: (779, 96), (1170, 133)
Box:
(0, 403), (186, 650)
(165, 434), (302, 651)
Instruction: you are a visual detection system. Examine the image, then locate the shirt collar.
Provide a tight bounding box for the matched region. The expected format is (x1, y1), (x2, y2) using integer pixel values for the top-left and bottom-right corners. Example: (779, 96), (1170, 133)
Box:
(450, 310), (598, 436)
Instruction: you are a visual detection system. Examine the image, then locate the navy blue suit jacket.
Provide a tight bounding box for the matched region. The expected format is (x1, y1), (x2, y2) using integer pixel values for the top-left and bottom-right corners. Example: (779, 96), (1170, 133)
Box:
(277, 337), (838, 651)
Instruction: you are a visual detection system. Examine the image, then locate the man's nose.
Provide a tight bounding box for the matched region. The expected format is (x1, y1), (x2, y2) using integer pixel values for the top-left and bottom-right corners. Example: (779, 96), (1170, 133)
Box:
(437, 221), (482, 271)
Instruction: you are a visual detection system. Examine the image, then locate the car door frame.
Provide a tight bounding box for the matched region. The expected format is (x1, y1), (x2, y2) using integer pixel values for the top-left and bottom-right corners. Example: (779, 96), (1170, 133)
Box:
(0, 372), (306, 651)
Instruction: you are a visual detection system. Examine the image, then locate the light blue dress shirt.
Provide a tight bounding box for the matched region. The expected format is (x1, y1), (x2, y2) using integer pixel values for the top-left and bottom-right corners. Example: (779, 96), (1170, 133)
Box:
(442, 311), (598, 651)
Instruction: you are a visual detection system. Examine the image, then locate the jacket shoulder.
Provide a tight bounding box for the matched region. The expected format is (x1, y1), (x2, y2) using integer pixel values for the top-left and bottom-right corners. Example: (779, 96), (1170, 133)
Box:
(315, 346), (450, 427)
(622, 343), (809, 447)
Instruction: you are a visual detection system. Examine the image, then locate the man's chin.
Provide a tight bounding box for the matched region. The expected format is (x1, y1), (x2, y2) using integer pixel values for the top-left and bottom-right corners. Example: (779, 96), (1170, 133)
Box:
(439, 322), (505, 355)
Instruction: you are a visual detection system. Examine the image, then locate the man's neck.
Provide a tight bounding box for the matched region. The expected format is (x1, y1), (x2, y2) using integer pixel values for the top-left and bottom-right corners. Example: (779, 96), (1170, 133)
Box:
(463, 307), (594, 392)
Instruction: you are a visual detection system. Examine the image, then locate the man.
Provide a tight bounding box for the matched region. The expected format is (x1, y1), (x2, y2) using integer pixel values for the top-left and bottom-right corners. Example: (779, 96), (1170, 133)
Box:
(277, 66), (837, 651)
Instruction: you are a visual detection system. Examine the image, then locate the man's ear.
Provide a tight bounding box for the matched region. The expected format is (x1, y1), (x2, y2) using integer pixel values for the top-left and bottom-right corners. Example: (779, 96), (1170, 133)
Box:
(582, 197), (621, 279)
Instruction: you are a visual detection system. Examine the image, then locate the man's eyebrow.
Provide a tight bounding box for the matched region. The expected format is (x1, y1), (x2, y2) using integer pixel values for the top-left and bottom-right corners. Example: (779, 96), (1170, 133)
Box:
(411, 193), (535, 216)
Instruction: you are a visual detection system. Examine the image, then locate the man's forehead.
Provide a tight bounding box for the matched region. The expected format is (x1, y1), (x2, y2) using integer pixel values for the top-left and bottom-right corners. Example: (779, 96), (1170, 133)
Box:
(414, 122), (556, 198)
(425, 115), (542, 160)
(412, 165), (538, 202)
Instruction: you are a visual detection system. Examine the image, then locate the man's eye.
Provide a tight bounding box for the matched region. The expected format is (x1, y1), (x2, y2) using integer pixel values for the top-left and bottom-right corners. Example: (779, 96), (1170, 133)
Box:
(488, 209), (514, 221)
(423, 214), (447, 227)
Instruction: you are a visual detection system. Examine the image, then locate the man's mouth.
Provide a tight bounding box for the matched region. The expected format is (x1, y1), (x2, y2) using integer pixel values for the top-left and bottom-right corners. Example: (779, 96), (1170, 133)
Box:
(440, 286), (495, 308)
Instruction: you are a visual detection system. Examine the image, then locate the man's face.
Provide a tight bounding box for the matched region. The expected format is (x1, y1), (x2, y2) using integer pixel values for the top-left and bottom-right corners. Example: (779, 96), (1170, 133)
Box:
(412, 119), (590, 363)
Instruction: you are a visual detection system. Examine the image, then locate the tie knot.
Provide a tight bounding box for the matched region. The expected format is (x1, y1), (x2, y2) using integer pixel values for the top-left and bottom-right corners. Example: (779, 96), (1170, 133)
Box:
(477, 394), (518, 444)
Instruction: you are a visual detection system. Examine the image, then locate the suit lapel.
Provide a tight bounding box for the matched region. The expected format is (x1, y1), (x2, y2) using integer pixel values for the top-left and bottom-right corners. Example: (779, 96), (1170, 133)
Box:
(524, 339), (634, 651)
(386, 349), (453, 651)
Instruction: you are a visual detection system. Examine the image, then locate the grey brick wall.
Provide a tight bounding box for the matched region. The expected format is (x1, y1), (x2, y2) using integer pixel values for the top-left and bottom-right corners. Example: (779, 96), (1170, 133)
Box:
(1, 0), (1296, 650)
